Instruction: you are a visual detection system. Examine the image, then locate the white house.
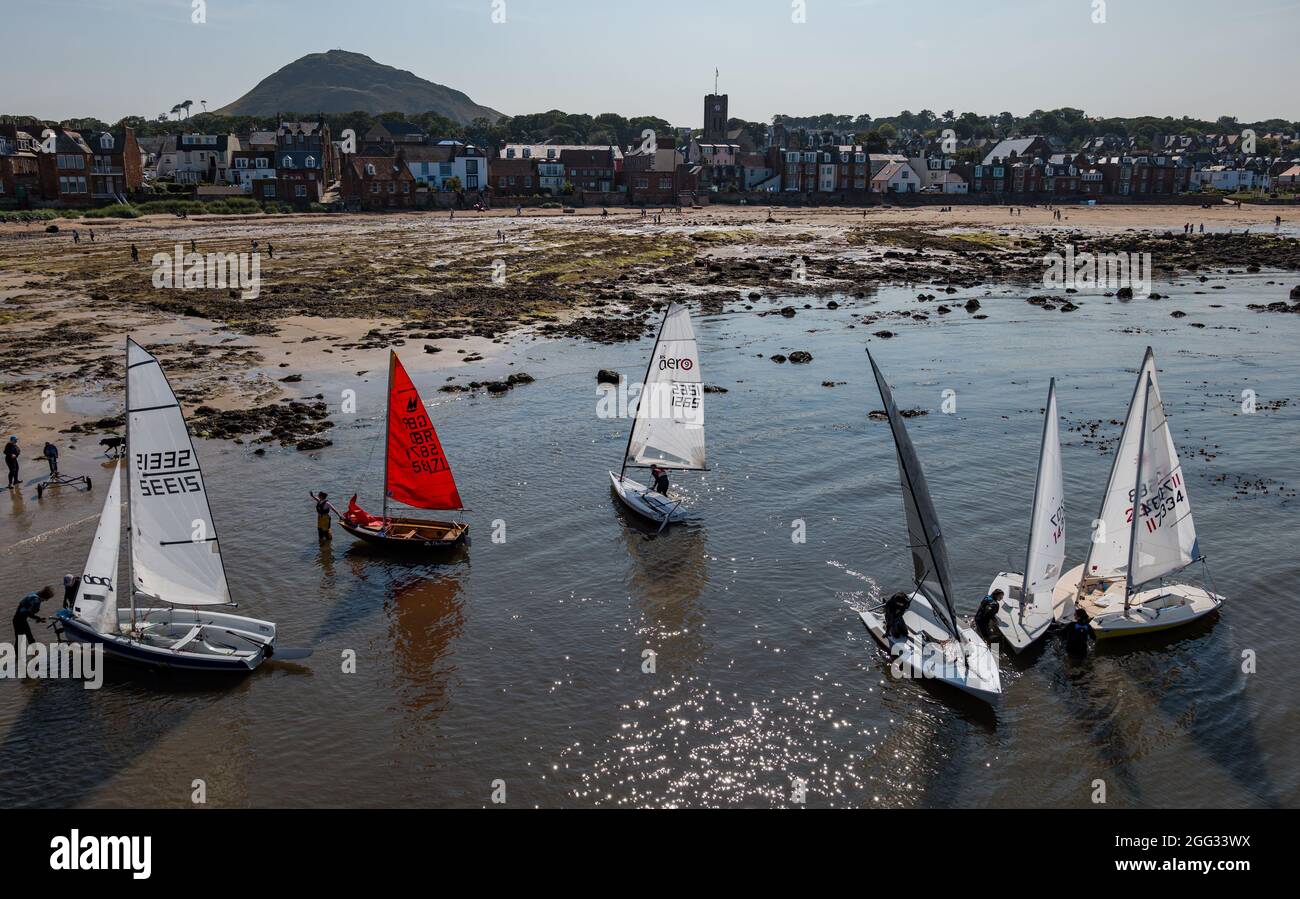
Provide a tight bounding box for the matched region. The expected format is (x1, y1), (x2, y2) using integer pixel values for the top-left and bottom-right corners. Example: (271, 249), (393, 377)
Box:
(1191, 165), (1259, 191)
(870, 161), (920, 193)
(930, 170), (968, 194)
(163, 133), (240, 184)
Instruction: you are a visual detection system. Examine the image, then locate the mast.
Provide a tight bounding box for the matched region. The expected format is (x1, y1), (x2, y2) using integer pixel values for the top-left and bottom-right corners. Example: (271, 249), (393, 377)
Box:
(619, 306), (670, 479)
(1078, 347), (1152, 596)
(383, 350), (393, 525)
(1125, 376), (1154, 612)
(1021, 378), (1055, 613)
(125, 337), (135, 631)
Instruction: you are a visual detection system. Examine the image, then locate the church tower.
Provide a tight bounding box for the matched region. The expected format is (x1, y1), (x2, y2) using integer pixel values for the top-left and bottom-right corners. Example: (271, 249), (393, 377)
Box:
(703, 93), (728, 143)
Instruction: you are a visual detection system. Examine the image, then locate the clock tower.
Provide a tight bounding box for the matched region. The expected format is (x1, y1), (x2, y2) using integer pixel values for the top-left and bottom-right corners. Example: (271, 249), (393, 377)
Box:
(704, 93), (728, 143)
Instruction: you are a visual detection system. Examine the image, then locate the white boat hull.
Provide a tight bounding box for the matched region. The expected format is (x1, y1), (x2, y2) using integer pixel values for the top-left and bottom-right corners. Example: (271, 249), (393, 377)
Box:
(985, 572), (1057, 653)
(859, 591), (1002, 705)
(1052, 564), (1223, 640)
(59, 606), (275, 671)
(610, 472), (689, 525)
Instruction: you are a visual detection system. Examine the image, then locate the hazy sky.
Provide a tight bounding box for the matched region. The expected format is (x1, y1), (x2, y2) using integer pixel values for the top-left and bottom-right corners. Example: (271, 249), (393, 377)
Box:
(8, 0), (1300, 124)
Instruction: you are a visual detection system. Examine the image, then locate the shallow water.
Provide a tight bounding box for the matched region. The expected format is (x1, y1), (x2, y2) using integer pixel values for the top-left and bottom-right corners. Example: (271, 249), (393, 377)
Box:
(2, 271), (1298, 808)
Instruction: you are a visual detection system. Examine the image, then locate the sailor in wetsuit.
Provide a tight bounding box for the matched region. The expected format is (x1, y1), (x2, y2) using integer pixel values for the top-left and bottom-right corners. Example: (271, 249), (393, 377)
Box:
(882, 592), (912, 642)
(974, 589), (1003, 643)
(650, 464), (670, 497)
(1064, 608), (1093, 656)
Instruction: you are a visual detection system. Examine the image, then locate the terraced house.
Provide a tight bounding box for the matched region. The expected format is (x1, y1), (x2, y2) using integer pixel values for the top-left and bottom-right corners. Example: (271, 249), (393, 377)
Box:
(276, 118), (334, 206)
(37, 127), (94, 206)
(0, 124), (42, 204)
(342, 153), (415, 210)
(82, 127), (143, 202)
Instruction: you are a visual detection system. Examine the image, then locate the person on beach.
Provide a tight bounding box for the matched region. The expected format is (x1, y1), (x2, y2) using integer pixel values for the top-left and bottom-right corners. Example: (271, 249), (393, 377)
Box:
(13, 586), (53, 645)
(310, 491), (337, 543)
(267, 243), (274, 258)
(883, 592), (911, 642)
(62, 574), (81, 610)
(130, 243), (139, 263)
(88, 228), (95, 242)
(4, 436), (19, 489)
(650, 464), (670, 497)
(1064, 608), (1092, 656)
(42, 441), (58, 476)
(516, 204), (522, 217)
(190, 239), (197, 253)
(72, 229), (80, 244)
(975, 590), (1002, 642)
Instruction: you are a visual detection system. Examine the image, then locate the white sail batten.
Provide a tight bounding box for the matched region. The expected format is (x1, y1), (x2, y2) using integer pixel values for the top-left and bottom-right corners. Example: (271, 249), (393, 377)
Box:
(626, 303), (706, 471)
(1023, 380), (1066, 600)
(1082, 348), (1157, 582)
(1129, 371), (1200, 589)
(869, 353), (962, 639)
(126, 339), (232, 607)
(74, 462), (122, 635)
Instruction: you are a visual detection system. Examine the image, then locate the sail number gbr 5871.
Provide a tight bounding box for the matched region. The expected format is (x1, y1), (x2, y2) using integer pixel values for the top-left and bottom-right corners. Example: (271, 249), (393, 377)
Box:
(134, 450), (203, 496)
(397, 413), (449, 475)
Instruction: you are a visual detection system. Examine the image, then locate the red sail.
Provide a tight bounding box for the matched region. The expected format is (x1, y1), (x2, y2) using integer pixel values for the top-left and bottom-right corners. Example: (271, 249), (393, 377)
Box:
(385, 353), (463, 511)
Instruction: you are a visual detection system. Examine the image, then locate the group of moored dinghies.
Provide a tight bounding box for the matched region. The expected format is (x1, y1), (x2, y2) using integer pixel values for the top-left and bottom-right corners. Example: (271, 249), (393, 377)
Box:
(56, 309), (1223, 704)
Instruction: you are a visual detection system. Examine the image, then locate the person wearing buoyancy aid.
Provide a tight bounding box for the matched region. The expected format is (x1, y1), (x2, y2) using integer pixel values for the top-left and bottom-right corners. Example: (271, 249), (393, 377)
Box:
(1064, 608), (1093, 656)
(883, 592), (911, 642)
(974, 590), (1002, 642)
(650, 464), (670, 497)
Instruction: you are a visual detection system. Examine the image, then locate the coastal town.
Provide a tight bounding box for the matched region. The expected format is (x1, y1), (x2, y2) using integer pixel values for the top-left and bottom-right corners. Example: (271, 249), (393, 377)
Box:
(4, 88), (1299, 214)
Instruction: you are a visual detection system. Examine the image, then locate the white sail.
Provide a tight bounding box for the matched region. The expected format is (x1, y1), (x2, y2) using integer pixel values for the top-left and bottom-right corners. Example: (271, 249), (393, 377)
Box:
(626, 303), (706, 471)
(74, 461), (122, 635)
(1023, 380), (1066, 601)
(1082, 348), (1157, 582)
(126, 339), (231, 607)
(1128, 372), (1200, 588)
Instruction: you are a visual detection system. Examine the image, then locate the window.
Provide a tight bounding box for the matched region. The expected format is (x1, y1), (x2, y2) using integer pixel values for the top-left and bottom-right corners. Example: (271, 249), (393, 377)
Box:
(263, 184), (276, 198)
(635, 177), (649, 189)
(305, 156), (315, 168)
(370, 183), (379, 193)
(464, 160), (478, 174)
(295, 184), (306, 197)
(255, 158), (267, 169)
(364, 164), (376, 176)
(439, 163), (452, 176)
(507, 148), (516, 159)
(283, 156), (294, 168)
(236, 158), (248, 168)
(100, 134), (114, 149)
(57, 154), (84, 170)
(388, 181), (395, 193)
(467, 175), (478, 189)
(403, 182), (410, 194)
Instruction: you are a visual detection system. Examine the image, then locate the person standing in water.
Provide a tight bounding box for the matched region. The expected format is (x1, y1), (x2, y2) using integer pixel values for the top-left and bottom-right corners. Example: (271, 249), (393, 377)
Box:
(1064, 608), (1093, 656)
(974, 589), (1002, 643)
(4, 436), (19, 489)
(310, 491), (337, 543)
(13, 586), (53, 645)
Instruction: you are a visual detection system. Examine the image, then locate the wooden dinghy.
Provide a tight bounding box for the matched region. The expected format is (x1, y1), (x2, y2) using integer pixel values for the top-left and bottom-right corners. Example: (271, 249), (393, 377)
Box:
(337, 351), (469, 553)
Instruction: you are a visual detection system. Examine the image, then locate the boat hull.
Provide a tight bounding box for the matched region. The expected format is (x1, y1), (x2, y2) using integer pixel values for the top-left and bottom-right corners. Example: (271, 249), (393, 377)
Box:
(339, 516), (469, 552)
(1052, 563), (1224, 640)
(985, 572), (1056, 653)
(610, 472), (689, 525)
(859, 591), (1002, 705)
(59, 607), (273, 672)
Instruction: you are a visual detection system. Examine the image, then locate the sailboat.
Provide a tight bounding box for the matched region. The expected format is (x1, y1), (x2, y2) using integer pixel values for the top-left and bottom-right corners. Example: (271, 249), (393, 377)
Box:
(338, 351), (469, 550)
(858, 352), (1002, 705)
(610, 302), (706, 526)
(1051, 347), (1223, 638)
(58, 339), (299, 671)
(986, 379), (1067, 652)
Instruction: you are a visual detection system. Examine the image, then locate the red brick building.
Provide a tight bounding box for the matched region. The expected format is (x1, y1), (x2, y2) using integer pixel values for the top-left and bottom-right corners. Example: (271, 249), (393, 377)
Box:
(560, 148), (616, 192)
(489, 157), (538, 195)
(341, 154), (416, 210)
(624, 148), (697, 204)
(37, 127), (94, 207)
(82, 127), (143, 202)
(0, 124), (42, 205)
